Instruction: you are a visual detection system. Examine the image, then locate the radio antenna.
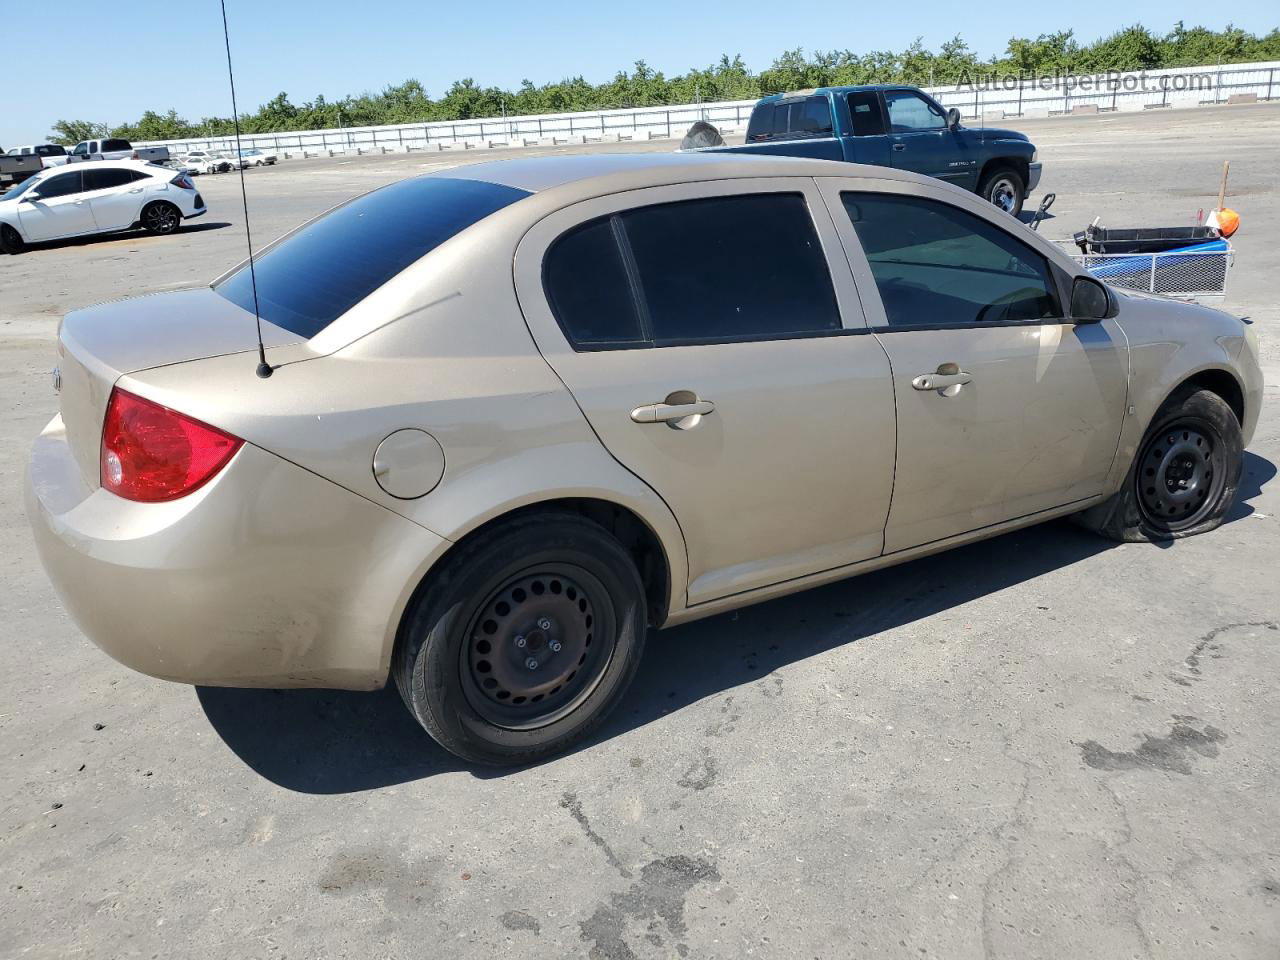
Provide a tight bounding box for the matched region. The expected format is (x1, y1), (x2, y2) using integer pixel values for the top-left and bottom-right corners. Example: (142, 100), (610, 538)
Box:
(219, 0), (273, 378)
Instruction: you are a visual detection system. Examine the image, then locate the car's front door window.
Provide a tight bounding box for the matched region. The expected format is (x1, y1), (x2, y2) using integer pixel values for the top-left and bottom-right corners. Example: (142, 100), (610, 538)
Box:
(883, 91), (947, 133)
(842, 191), (1060, 327)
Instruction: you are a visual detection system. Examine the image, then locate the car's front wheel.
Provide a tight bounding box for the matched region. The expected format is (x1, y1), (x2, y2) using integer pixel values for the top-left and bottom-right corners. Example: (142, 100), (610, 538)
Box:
(394, 513), (648, 765)
(978, 166), (1026, 217)
(141, 201), (181, 236)
(1075, 385), (1243, 542)
(0, 223), (25, 255)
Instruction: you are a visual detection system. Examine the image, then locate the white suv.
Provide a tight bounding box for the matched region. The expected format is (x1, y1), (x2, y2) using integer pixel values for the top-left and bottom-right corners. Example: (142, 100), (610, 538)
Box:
(0, 160), (205, 253)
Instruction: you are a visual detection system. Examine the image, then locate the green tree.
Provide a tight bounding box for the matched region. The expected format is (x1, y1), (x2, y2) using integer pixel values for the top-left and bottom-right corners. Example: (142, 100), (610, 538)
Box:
(47, 119), (110, 145)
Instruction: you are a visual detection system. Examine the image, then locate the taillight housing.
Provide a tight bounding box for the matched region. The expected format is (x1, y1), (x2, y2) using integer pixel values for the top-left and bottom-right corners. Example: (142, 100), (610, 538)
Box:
(100, 388), (243, 502)
(170, 173), (195, 190)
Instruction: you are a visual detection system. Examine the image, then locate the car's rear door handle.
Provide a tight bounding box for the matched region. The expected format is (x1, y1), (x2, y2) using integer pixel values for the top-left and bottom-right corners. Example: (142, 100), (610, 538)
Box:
(630, 400), (715, 423)
(912, 372), (972, 391)
(892, 143), (906, 151)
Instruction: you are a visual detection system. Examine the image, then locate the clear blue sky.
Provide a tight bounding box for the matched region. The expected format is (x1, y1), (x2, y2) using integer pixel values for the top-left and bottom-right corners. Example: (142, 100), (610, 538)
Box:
(3, 0), (1276, 145)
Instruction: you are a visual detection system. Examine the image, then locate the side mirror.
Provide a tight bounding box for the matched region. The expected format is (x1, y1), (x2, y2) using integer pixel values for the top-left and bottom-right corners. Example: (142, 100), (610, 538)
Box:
(1070, 275), (1112, 321)
(22, 192), (41, 203)
(946, 107), (961, 130)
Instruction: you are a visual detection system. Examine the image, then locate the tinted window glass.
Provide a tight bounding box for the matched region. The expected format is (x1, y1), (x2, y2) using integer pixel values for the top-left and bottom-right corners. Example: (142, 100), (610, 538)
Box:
(884, 91), (946, 132)
(747, 97), (833, 141)
(846, 92), (887, 136)
(102, 139), (131, 152)
(84, 168), (136, 191)
(36, 144), (67, 157)
(622, 194), (841, 343)
(544, 217), (643, 347)
(35, 171), (83, 198)
(214, 177), (528, 338)
(842, 192), (1060, 327)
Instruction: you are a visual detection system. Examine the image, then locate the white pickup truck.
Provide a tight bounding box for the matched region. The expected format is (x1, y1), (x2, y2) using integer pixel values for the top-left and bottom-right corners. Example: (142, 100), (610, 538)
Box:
(6, 144), (72, 169)
(70, 138), (170, 164)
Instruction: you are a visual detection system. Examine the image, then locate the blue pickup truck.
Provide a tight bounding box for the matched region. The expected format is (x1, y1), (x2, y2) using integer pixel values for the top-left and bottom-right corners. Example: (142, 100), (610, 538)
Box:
(709, 85), (1041, 216)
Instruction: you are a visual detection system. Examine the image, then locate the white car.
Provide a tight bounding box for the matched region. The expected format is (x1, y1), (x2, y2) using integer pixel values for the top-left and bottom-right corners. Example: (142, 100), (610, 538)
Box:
(238, 148), (278, 166)
(0, 160), (205, 254)
(181, 150), (232, 175)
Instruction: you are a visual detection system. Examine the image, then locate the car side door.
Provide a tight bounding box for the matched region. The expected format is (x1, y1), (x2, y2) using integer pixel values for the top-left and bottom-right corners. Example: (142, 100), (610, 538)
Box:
(817, 177), (1129, 553)
(839, 90), (892, 167)
(17, 169), (96, 241)
(882, 90), (974, 187)
(83, 167), (148, 230)
(514, 179), (898, 607)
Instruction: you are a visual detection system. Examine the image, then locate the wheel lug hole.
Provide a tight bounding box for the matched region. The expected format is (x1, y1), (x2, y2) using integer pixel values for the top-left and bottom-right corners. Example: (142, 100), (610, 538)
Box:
(551, 642), (562, 653)
(525, 657), (539, 671)
(514, 636), (526, 648)
(537, 617), (552, 631)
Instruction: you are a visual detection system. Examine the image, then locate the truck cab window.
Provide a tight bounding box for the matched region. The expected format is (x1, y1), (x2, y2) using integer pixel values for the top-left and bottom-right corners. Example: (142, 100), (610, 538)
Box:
(746, 97), (833, 142)
(884, 91), (947, 133)
(846, 92), (887, 136)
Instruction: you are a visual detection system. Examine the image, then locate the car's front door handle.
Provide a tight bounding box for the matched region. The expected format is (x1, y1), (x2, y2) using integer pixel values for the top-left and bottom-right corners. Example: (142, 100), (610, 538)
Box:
(630, 400), (715, 423)
(892, 143), (906, 151)
(912, 372), (972, 391)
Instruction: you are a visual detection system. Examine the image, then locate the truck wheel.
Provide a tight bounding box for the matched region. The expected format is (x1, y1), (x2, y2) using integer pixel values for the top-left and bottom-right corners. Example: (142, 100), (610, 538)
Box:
(978, 166), (1025, 217)
(394, 513), (648, 765)
(1073, 386), (1242, 542)
(141, 201), (181, 235)
(0, 223), (25, 255)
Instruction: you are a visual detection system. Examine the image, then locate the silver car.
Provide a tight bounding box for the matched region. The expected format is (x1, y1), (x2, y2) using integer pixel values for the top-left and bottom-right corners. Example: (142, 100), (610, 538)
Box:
(26, 153), (1263, 764)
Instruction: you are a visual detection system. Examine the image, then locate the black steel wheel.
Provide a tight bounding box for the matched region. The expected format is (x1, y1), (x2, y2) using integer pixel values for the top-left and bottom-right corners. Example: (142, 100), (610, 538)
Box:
(1073, 385), (1243, 542)
(141, 201), (181, 235)
(394, 513), (648, 765)
(461, 565), (614, 730)
(1135, 421), (1225, 532)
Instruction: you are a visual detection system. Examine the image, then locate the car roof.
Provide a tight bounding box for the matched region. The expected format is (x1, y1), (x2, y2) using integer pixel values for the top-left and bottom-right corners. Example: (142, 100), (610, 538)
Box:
(32, 158), (161, 180)
(756, 84), (923, 105)
(436, 150), (928, 197)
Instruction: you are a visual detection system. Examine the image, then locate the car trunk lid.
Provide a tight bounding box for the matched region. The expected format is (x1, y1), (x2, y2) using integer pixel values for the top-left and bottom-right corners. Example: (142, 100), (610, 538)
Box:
(56, 287), (303, 488)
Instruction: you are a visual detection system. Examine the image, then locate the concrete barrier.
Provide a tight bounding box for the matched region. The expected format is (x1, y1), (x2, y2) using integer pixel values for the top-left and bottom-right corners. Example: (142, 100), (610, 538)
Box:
(1228, 92), (1259, 104)
(983, 110), (1005, 121)
(1071, 104), (1100, 115)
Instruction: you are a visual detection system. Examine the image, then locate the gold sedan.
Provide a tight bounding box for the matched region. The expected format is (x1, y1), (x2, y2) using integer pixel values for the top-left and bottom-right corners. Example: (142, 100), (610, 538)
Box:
(26, 154), (1263, 764)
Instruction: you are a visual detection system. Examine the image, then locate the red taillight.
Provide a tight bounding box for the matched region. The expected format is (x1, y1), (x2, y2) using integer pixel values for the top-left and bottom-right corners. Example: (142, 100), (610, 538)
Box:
(170, 173), (194, 190)
(100, 388), (243, 502)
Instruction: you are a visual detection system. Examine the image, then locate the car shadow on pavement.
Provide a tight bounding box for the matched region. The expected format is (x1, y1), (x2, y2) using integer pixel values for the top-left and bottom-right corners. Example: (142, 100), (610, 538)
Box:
(199, 451), (1274, 793)
(22, 221), (232, 253)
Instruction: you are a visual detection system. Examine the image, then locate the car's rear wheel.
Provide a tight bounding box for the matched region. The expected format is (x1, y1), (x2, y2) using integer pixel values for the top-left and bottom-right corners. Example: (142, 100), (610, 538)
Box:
(141, 201), (181, 236)
(978, 166), (1026, 217)
(394, 514), (647, 765)
(1074, 386), (1242, 542)
(0, 223), (25, 255)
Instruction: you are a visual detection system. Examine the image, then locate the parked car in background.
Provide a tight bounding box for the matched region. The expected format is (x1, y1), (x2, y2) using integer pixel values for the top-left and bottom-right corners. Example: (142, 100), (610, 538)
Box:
(7, 144), (71, 168)
(24, 154), (1260, 765)
(703, 85), (1041, 216)
(0, 160), (204, 253)
(70, 138), (170, 164)
(0, 148), (43, 190)
(238, 148), (278, 166)
(181, 151), (233, 175)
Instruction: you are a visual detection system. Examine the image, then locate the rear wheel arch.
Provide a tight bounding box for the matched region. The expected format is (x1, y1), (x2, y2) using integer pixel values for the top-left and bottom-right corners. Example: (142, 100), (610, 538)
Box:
(397, 498), (674, 659)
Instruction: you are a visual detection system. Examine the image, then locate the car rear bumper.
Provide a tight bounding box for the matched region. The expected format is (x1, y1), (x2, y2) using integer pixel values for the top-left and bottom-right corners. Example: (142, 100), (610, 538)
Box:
(1027, 161), (1042, 193)
(26, 414), (445, 690)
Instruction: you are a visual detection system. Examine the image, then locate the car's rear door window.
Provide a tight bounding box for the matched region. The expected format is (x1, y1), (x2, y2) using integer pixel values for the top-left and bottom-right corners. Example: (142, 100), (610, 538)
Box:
(214, 177), (529, 338)
(841, 191), (1060, 327)
(544, 193), (842, 349)
(84, 168), (136, 191)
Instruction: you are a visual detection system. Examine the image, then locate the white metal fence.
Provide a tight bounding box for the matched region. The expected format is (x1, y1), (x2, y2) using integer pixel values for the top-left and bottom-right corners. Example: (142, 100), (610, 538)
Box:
(1068, 247), (1234, 301)
(136, 60), (1280, 156)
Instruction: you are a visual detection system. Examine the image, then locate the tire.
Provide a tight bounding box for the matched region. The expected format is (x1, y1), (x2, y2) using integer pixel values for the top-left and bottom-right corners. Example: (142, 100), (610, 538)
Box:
(0, 223), (25, 255)
(141, 201), (181, 236)
(394, 513), (648, 765)
(1074, 386), (1243, 542)
(978, 165), (1026, 217)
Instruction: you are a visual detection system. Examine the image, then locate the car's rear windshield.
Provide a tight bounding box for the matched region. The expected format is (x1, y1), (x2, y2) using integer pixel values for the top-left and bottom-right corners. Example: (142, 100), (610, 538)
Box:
(214, 177), (530, 338)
